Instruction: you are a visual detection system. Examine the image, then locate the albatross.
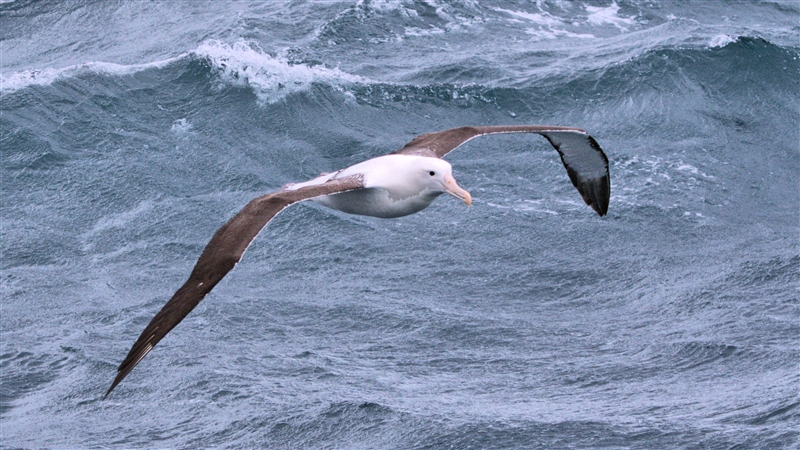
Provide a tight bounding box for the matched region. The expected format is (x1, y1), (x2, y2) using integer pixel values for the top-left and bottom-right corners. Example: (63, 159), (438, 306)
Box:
(105, 125), (610, 398)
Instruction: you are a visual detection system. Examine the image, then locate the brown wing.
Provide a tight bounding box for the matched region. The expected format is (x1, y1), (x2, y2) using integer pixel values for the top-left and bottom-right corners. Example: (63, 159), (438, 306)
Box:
(105, 175), (365, 398)
(392, 125), (610, 216)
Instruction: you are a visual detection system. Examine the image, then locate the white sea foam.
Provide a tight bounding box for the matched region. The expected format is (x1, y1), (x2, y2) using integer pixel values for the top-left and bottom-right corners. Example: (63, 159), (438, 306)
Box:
(359, 0), (418, 17)
(709, 34), (736, 48)
(491, 3), (635, 38)
(193, 40), (366, 104)
(494, 7), (563, 27)
(492, 7), (595, 40)
(524, 27), (594, 40)
(404, 26), (446, 37)
(0, 55), (185, 94)
(585, 2), (636, 31)
(171, 118), (193, 134)
(83, 200), (155, 238)
(1, 40), (368, 103)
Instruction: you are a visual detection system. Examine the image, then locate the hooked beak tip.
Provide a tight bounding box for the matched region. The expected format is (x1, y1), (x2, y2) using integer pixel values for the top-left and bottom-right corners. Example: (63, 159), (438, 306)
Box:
(443, 174), (472, 206)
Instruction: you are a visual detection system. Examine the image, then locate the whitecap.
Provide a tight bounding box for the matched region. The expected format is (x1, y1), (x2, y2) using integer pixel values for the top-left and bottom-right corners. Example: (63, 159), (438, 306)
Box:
(359, 0), (418, 17)
(494, 7), (594, 41)
(171, 118), (193, 134)
(193, 40), (366, 104)
(0, 55), (185, 94)
(494, 7), (563, 27)
(709, 34), (736, 48)
(404, 26), (446, 37)
(585, 2), (636, 31)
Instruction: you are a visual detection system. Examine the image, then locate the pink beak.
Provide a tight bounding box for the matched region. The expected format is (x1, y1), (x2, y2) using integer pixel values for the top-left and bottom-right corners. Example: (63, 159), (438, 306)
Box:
(443, 173), (472, 206)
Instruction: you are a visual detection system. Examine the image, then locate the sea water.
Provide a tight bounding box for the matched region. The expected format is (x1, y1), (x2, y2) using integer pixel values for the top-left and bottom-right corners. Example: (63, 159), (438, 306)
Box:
(1, 1), (798, 448)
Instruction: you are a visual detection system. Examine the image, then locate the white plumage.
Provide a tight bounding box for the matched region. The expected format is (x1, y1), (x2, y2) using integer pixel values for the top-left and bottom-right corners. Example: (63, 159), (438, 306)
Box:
(106, 125), (610, 398)
(289, 155), (470, 218)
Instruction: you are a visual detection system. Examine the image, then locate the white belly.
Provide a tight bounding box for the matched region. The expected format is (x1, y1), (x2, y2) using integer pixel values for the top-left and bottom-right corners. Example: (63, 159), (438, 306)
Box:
(313, 187), (443, 219)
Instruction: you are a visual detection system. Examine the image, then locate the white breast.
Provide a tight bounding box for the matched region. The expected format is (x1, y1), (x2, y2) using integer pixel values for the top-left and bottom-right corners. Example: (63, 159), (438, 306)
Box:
(306, 154), (444, 218)
(313, 187), (442, 218)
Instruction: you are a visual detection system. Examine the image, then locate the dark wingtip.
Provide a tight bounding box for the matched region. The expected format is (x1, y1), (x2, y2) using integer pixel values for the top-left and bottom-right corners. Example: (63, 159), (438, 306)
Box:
(104, 382), (117, 399)
(104, 340), (157, 399)
(104, 367), (129, 399)
(583, 136), (610, 217)
(540, 131), (610, 217)
(593, 174), (610, 217)
(587, 177), (610, 217)
(565, 168), (610, 218)
(594, 203), (608, 217)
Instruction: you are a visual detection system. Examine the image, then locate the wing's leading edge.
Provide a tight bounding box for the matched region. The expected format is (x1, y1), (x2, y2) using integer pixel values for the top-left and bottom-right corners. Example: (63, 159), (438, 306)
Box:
(393, 125), (610, 216)
(105, 175), (365, 398)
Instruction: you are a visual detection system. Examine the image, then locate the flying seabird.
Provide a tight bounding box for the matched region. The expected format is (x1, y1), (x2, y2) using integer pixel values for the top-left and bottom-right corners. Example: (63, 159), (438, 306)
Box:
(105, 125), (610, 398)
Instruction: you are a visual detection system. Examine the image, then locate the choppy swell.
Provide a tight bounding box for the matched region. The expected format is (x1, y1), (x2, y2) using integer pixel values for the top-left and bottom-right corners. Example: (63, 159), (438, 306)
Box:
(1, 3), (798, 448)
(0, 56), (186, 95)
(2, 35), (797, 106)
(2, 35), (797, 269)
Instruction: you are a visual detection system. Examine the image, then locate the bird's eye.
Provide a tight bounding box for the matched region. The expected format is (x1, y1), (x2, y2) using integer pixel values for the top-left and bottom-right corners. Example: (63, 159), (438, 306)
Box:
(429, 171), (435, 176)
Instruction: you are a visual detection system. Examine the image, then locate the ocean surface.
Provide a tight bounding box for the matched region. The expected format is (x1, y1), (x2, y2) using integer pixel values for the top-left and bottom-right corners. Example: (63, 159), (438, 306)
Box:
(1, 1), (798, 448)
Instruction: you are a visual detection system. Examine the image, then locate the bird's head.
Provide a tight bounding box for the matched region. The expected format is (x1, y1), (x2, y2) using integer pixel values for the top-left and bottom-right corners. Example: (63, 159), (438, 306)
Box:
(413, 158), (472, 206)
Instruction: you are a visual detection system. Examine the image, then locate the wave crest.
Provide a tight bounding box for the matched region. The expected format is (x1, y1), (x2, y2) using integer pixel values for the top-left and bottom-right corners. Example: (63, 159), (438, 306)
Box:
(0, 56), (184, 95)
(193, 40), (366, 104)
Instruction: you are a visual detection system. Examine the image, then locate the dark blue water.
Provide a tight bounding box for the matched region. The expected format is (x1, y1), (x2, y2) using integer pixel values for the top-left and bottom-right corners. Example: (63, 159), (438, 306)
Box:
(2, 1), (798, 448)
